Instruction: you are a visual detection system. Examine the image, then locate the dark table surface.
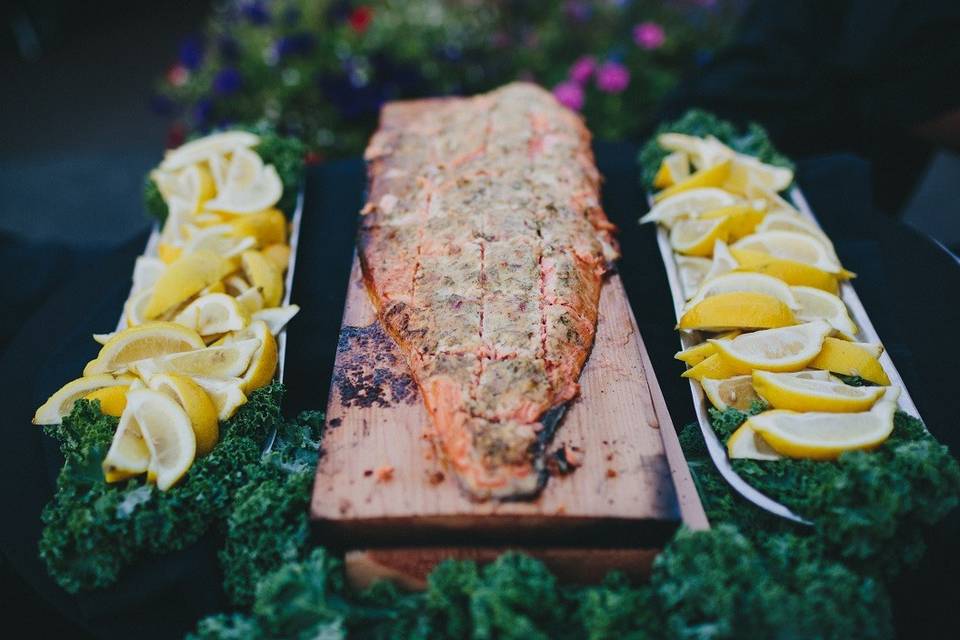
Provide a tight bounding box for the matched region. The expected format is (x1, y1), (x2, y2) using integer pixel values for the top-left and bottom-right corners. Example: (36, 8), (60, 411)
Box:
(1, 145), (958, 638)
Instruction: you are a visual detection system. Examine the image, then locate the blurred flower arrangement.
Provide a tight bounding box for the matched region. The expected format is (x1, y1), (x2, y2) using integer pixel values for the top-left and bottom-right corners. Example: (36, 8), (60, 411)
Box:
(153, 0), (744, 158)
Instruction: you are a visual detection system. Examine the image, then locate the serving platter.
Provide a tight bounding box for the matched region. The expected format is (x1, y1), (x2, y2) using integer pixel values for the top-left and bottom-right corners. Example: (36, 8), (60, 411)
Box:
(654, 186), (922, 524)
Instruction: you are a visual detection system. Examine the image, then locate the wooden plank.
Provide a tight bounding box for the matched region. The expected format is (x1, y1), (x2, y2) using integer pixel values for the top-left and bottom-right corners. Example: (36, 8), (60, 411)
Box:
(311, 254), (698, 546)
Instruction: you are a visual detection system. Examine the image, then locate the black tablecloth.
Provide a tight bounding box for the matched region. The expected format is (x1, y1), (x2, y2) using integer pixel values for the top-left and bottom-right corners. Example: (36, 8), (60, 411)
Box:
(2, 145), (958, 638)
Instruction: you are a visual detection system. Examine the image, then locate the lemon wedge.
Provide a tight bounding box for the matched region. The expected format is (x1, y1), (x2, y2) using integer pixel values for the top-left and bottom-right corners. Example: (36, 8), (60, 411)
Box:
(33, 374), (134, 425)
(704, 239), (738, 283)
(727, 422), (783, 461)
(669, 217), (731, 257)
(752, 370), (885, 413)
(252, 304), (300, 335)
(733, 231), (845, 275)
(190, 376), (247, 421)
(711, 320), (832, 372)
(147, 374), (219, 455)
(151, 164), (216, 214)
(132, 257), (166, 294)
(675, 255), (712, 299)
(748, 387), (900, 460)
(228, 208), (287, 246)
(640, 188), (737, 227)
(724, 157), (794, 195)
(83, 322), (205, 376)
(157, 242), (183, 265)
(102, 402), (152, 483)
(131, 338), (261, 380)
(207, 164), (283, 214)
(756, 212), (838, 258)
(236, 287), (265, 314)
(160, 131), (260, 171)
(675, 331), (740, 366)
(682, 353), (746, 381)
(731, 248), (839, 293)
(182, 224), (258, 260)
(145, 250), (234, 320)
(174, 293), (250, 336)
(125, 389), (197, 490)
(124, 288), (154, 326)
(262, 243), (292, 272)
(221, 320), (278, 392)
(790, 286), (858, 338)
(808, 337), (891, 385)
(653, 151), (690, 189)
(93, 332), (115, 345)
(700, 204), (765, 240)
(701, 375), (759, 411)
(654, 160), (732, 203)
(241, 250), (284, 308)
(686, 272), (799, 312)
(679, 291), (796, 332)
(83, 385), (129, 417)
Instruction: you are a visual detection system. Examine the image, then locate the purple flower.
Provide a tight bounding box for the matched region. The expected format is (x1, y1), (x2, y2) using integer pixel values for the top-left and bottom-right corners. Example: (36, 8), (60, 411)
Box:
(596, 61), (630, 93)
(553, 81), (584, 111)
(213, 68), (242, 96)
(633, 21), (666, 50)
(241, 1), (270, 25)
(569, 56), (596, 84)
(193, 99), (213, 129)
(178, 36), (204, 71)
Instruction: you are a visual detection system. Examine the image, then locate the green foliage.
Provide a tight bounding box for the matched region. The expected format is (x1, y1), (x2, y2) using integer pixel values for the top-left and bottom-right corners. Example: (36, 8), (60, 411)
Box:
(143, 173), (169, 224)
(39, 383), (285, 592)
(638, 109), (795, 190)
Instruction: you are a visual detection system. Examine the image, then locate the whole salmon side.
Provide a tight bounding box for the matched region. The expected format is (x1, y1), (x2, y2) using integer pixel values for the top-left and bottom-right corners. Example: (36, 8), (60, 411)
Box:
(358, 83), (619, 499)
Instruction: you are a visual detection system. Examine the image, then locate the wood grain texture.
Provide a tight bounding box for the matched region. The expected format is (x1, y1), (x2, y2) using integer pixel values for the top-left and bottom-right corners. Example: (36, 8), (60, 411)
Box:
(311, 254), (704, 546)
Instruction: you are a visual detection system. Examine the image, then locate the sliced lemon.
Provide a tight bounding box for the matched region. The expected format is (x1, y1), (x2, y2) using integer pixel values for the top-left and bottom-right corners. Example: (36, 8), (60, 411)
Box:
(182, 224), (258, 261)
(653, 151), (690, 189)
(700, 205), (765, 240)
(102, 402), (151, 482)
(678, 291), (796, 332)
(200, 281), (227, 296)
(790, 286), (858, 338)
(724, 156), (793, 195)
(686, 272), (799, 312)
(756, 212), (837, 257)
(160, 130), (260, 171)
(748, 387), (900, 460)
(174, 293), (250, 336)
(83, 322), (204, 376)
(131, 338), (261, 380)
(241, 250), (284, 308)
(808, 337), (891, 385)
(262, 243), (292, 272)
(752, 370), (885, 413)
(221, 320), (278, 392)
(236, 286), (265, 314)
(701, 375), (759, 412)
(727, 422), (782, 461)
(125, 389), (197, 490)
(147, 374), (219, 455)
(207, 164), (283, 215)
(733, 231), (846, 275)
(83, 385), (129, 417)
(252, 304), (300, 335)
(190, 376), (247, 421)
(151, 164), (216, 214)
(33, 374), (133, 425)
(93, 332), (115, 345)
(228, 208), (287, 246)
(640, 188), (737, 227)
(124, 288), (154, 327)
(675, 255), (712, 299)
(675, 331), (740, 366)
(711, 320), (832, 372)
(731, 248), (839, 294)
(132, 257), (166, 294)
(157, 242), (183, 265)
(145, 250), (234, 320)
(669, 216), (731, 257)
(704, 239), (738, 282)
(682, 353), (746, 381)
(654, 160), (731, 203)
(657, 132), (704, 158)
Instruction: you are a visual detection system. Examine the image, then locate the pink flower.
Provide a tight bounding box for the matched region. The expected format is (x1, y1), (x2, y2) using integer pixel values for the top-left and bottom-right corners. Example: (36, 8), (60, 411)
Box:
(569, 56), (597, 84)
(595, 61), (630, 93)
(166, 64), (190, 87)
(553, 81), (585, 111)
(633, 21), (666, 50)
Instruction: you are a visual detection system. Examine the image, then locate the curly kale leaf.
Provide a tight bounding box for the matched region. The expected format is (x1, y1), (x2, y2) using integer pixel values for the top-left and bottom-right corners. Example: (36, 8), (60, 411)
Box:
(574, 572), (658, 640)
(143, 173), (168, 224)
(638, 109), (794, 190)
(40, 384), (284, 592)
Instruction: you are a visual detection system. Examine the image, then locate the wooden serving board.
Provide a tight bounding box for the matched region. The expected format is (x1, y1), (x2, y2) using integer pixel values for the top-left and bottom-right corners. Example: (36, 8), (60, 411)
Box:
(312, 251), (705, 539)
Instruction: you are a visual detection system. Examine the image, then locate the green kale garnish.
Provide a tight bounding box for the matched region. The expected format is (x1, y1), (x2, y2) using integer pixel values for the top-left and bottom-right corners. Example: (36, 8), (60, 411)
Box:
(638, 109), (794, 190)
(143, 173), (169, 224)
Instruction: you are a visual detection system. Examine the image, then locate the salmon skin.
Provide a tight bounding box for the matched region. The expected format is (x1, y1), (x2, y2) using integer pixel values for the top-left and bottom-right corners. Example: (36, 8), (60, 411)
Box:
(358, 82), (619, 500)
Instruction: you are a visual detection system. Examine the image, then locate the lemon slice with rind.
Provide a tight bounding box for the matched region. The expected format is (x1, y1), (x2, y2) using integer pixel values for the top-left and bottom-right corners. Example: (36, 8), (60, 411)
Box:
(681, 353), (746, 381)
(160, 131), (260, 171)
(131, 338), (261, 380)
(84, 385), (129, 417)
(700, 204), (765, 241)
(756, 212), (838, 259)
(206, 164), (283, 215)
(686, 272), (799, 312)
(679, 291), (796, 332)
(727, 422), (783, 461)
(640, 188), (737, 227)
(733, 231), (845, 275)
(704, 239), (738, 283)
(748, 387), (900, 460)
(675, 331), (740, 366)
(147, 374), (219, 455)
(241, 250), (284, 308)
(752, 370), (885, 413)
(790, 286), (858, 338)
(675, 255), (711, 299)
(102, 402), (152, 483)
(126, 389), (197, 490)
(33, 374), (134, 425)
(190, 376), (247, 421)
(731, 248), (839, 294)
(711, 320), (832, 372)
(83, 322), (205, 376)
(145, 250), (234, 320)
(182, 224), (258, 260)
(236, 287), (265, 314)
(132, 257), (166, 294)
(262, 243), (292, 272)
(174, 293), (250, 337)
(220, 320), (278, 392)
(252, 305), (300, 335)
(151, 164), (216, 214)
(808, 337), (891, 385)
(669, 217), (730, 257)
(654, 160), (732, 203)
(653, 151), (690, 189)
(701, 375), (759, 411)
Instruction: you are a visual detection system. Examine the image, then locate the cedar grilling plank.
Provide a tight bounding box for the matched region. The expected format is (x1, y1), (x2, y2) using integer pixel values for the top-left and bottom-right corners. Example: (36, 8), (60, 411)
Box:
(358, 82), (618, 499)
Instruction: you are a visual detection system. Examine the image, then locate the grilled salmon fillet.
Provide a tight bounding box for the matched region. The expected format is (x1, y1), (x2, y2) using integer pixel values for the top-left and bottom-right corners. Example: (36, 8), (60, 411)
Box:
(359, 82), (618, 499)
